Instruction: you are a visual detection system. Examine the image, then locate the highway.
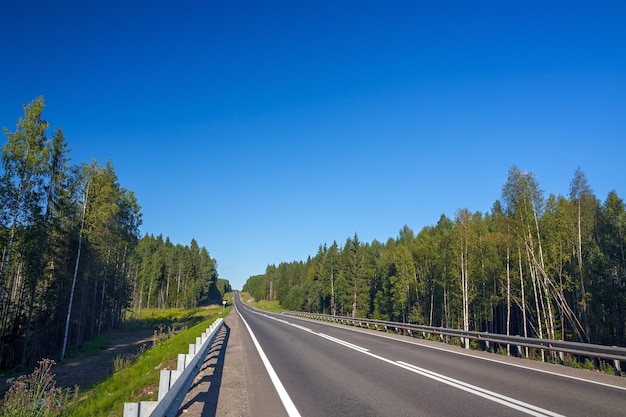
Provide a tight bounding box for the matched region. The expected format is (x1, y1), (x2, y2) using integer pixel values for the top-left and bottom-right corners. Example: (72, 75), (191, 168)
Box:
(231, 292), (626, 417)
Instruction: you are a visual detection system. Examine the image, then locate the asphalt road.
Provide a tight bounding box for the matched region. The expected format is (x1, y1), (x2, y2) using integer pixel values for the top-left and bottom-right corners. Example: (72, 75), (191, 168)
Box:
(233, 292), (626, 417)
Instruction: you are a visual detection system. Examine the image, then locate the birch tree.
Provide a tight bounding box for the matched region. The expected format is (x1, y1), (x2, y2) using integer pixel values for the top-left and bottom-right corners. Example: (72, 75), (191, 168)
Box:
(21, 128), (70, 368)
(0, 98), (49, 310)
(455, 209), (472, 348)
(568, 168), (596, 341)
(60, 164), (90, 360)
(502, 167), (550, 340)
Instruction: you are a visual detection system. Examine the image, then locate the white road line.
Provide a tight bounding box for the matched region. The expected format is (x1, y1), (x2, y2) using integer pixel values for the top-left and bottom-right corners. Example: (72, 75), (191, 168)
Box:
(264, 311), (563, 416)
(397, 361), (564, 417)
(318, 333), (369, 352)
(294, 316), (626, 392)
(236, 305), (301, 417)
(289, 323), (313, 333)
(244, 305), (572, 415)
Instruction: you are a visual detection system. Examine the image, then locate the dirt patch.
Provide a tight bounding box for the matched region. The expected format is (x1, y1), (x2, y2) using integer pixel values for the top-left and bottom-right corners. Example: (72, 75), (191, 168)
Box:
(52, 329), (156, 390)
(1, 328), (156, 400)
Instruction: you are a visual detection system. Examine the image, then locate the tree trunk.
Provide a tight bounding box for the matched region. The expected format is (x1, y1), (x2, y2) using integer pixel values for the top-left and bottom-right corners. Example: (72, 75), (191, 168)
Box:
(576, 200), (591, 340)
(330, 266), (336, 316)
(519, 247), (529, 357)
(61, 180), (89, 360)
(506, 246), (511, 355)
(0, 182), (23, 309)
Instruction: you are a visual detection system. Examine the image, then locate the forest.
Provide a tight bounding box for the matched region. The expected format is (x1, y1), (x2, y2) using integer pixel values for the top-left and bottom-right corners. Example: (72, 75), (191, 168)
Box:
(0, 98), (225, 370)
(244, 167), (626, 348)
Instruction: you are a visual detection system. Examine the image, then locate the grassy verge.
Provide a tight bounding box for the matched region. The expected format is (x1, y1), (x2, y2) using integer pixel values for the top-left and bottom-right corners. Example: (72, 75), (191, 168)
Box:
(239, 292), (283, 313)
(69, 305), (230, 417)
(60, 307), (214, 362)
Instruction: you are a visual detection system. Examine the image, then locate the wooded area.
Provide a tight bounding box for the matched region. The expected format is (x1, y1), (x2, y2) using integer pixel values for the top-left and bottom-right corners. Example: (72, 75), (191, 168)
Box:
(0, 98), (224, 370)
(244, 167), (626, 349)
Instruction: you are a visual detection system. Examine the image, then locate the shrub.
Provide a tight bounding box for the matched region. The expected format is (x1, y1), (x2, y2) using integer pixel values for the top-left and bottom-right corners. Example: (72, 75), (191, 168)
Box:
(2, 358), (78, 417)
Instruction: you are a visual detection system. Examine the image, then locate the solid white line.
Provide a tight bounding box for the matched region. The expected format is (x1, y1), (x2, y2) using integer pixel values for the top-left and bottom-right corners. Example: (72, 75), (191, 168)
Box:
(236, 306), (301, 417)
(268, 314), (563, 416)
(289, 323), (313, 333)
(244, 304), (577, 417)
(318, 333), (369, 352)
(296, 317), (626, 392)
(397, 361), (564, 417)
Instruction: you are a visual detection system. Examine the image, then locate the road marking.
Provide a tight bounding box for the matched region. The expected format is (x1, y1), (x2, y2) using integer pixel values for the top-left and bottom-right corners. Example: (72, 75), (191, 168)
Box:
(288, 323), (313, 333)
(291, 316), (626, 392)
(319, 333), (563, 416)
(396, 361), (564, 417)
(236, 305), (302, 417)
(318, 333), (369, 352)
(254, 308), (563, 416)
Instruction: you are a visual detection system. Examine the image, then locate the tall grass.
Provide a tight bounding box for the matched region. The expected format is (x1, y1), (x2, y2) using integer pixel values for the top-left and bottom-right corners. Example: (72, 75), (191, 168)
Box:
(68, 305), (229, 417)
(2, 359), (78, 417)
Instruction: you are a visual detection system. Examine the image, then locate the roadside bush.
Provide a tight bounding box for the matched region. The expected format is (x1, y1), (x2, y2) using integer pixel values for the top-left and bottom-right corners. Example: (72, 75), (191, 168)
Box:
(1, 358), (77, 416)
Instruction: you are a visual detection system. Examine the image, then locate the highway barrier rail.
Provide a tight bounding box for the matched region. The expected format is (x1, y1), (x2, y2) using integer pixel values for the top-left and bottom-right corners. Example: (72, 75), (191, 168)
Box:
(282, 311), (626, 373)
(123, 317), (224, 417)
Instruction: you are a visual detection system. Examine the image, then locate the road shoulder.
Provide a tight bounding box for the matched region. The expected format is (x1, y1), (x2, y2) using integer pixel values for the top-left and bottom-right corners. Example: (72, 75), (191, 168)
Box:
(177, 308), (288, 417)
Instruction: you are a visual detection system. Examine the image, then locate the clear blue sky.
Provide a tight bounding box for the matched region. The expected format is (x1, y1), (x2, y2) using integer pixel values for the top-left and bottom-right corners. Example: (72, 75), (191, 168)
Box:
(1, 1), (625, 290)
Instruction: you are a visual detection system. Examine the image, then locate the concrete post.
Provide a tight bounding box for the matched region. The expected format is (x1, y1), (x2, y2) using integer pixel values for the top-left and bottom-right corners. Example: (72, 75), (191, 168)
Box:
(158, 370), (171, 401)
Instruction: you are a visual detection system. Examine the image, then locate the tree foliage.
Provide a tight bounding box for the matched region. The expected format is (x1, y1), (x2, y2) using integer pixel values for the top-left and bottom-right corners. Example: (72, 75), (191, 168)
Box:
(131, 235), (220, 312)
(244, 166), (626, 348)
(0, 98), (225, 369)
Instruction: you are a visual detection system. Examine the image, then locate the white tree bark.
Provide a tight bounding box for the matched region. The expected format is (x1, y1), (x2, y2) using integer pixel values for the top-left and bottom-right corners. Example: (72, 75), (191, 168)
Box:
(61, 180), (89, 360)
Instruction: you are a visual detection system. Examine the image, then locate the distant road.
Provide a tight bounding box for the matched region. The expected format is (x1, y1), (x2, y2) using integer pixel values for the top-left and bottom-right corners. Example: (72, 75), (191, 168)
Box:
(233, 293), (626, 417)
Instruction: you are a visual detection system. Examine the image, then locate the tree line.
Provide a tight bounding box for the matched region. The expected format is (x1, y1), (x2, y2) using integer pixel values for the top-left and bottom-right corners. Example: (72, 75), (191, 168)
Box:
(0, 98), (224, 370)
(244, 166), (626, 348)
(133, 234), (230, 313)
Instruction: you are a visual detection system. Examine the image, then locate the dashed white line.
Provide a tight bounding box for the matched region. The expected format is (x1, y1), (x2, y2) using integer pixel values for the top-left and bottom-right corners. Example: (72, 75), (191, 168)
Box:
(242, 304), (568, 416)
(250, 307), (563, 416)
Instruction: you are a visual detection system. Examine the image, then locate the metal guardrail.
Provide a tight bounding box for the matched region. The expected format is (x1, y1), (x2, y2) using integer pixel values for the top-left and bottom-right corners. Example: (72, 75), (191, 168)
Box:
(123, 317), (225, 417)
(282, 311), (626, 371)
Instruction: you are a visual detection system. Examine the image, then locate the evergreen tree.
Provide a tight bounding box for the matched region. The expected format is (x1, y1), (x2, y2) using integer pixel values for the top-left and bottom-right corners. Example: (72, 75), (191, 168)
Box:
(243, 165), (625, 350)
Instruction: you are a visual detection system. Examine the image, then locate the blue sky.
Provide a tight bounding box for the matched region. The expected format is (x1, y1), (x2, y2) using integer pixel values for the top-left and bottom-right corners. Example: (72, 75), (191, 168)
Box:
(1, 1), (625, 290)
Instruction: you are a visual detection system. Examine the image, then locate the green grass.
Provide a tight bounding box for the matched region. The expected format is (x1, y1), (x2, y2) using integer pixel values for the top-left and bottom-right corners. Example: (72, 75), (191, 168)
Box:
(63, 308), (212, 361)
(69, 305), (230, 417)
(124, 307), (216, 332)
(240, 292), (284, 313)
(75, 335), (112, 356)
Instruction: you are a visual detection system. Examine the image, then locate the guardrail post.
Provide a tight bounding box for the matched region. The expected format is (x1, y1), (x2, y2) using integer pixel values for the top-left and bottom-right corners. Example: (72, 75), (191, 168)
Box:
(186, 344), (196, 368)
(124, 401), (157, 417)
(185, 354), (194, 368)
(614, 359), (622, 376)
(139, 402), (157, 417)
(124, 402), (138, 417)
(124, 318), (224, 417)
(158, 370), (172, 401)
